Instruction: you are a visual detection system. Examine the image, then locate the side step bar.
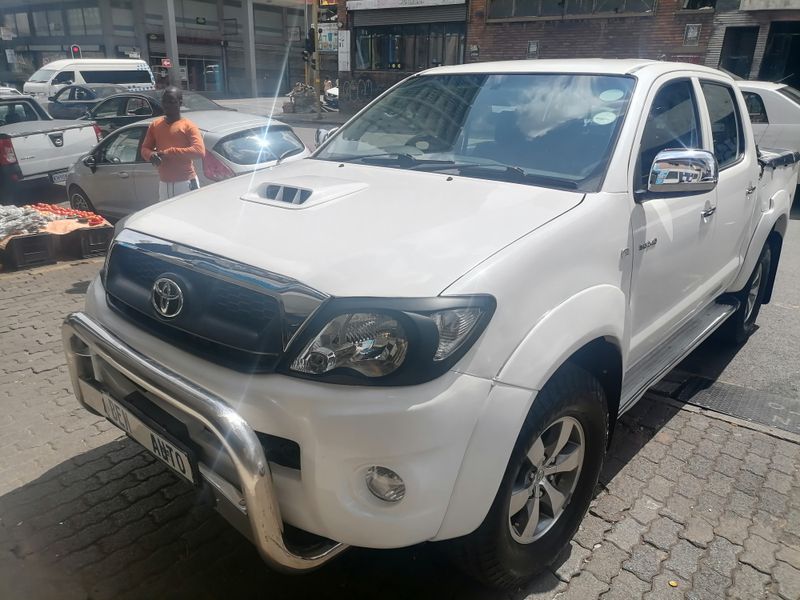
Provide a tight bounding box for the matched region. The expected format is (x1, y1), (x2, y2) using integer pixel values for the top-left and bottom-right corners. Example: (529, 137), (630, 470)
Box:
(620, 300), (739, 414)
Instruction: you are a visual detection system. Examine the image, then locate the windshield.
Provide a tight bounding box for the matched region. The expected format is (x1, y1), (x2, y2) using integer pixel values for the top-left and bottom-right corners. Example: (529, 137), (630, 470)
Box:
(215, 127), (305, 164)
(316, 73), (635, 191)
(778, 85), (800, 106)
(28, 69), (56, 83)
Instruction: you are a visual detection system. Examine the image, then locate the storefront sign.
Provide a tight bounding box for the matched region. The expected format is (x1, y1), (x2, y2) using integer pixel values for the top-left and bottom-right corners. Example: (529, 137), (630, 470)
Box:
(684, 24), (701, 47)
(287, 26), (301, 42)
(338, 30), (351, 72)
(5, 49), (16, 64)
(346, 0), (464, 10)
(318, 23), (338, 53)
(161, 58), (172, 68)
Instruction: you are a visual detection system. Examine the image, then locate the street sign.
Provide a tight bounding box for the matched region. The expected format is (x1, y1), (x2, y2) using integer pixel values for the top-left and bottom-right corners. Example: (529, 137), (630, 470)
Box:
(161, 58), (172, 68)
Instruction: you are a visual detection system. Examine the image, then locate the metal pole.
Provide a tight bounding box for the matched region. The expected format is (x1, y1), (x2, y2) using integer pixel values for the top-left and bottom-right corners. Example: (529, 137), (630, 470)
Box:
(164, 0), (181, 87)
(312, 0), (321, 118)
(242, 0), (258, 98)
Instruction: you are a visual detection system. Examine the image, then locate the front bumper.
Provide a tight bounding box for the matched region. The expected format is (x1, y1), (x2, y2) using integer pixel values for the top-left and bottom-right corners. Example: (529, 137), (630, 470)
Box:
(62, 311), (347, 572)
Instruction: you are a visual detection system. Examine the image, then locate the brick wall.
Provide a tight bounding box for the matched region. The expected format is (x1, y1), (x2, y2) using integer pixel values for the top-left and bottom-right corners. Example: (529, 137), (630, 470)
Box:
(467, 0), (715, 63)
(337, 0), (716, 114)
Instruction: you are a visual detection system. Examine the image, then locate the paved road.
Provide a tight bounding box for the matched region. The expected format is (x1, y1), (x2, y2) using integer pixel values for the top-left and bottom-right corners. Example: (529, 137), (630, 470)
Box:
(0, 222), (799, 599)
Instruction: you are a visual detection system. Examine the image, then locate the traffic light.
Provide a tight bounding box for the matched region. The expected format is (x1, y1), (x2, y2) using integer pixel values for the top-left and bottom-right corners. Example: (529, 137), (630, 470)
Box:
(70, 45), (82, 59)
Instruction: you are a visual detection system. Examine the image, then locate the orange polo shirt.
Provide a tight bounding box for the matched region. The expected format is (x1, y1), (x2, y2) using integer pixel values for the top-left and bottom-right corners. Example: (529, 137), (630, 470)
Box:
(141, 116), (205, 183)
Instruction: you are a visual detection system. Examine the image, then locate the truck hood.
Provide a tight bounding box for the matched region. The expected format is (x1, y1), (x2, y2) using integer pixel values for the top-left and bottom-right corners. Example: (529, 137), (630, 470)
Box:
(125, 159), (584, 297)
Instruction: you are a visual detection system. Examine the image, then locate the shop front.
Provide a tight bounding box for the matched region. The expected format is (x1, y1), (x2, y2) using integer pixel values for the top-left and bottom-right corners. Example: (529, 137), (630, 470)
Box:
(339, 0), (467, 114)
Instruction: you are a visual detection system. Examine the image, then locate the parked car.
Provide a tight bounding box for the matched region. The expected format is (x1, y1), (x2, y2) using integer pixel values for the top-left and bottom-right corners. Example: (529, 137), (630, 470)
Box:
(737, 81), (800, 154)
(324, 86), (339, 110)
(66, 110), (308, 219)
(23, 58), (154, 100)
(62, 60), (797, 589)
(84, 90), (229, 136)
(45, 84), (128, 120)
(0, 95), (101, 202)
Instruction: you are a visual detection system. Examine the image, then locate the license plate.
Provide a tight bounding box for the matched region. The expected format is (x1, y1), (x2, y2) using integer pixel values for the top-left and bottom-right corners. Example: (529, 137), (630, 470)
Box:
(101, 393), (197, 484)
(51, 171), (68, 184)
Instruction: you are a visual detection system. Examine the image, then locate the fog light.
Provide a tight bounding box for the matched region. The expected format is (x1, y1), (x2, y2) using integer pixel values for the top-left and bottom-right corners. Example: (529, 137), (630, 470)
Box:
(365, 466), (405, 502)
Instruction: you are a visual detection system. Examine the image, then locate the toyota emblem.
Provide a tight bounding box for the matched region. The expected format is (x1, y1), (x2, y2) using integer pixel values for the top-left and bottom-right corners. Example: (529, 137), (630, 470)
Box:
(151, 277), (184, 319)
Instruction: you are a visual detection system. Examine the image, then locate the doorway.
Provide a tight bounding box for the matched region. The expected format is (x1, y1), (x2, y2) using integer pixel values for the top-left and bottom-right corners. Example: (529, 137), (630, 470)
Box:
(719, 26), (759, 79)
(760, 21), (800, 89)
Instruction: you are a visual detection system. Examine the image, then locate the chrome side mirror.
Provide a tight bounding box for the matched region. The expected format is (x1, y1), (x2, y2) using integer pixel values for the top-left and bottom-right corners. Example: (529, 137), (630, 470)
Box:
(648, 149), (718, 194)
(315, 127), (338, 147)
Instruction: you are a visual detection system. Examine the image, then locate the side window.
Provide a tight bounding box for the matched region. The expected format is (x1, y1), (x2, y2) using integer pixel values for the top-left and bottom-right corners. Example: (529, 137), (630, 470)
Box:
(99, 128), (145, 164)
(742, 91), (769, 124)
(700, 82), (745, 168)
(638, 80), (701, 188)
(54, 87), (73, 101)
(93, 97), (126, 118)
(74, 87), (91, 101)
(125, 98), (152, 117)
(52, 71), (74, 85)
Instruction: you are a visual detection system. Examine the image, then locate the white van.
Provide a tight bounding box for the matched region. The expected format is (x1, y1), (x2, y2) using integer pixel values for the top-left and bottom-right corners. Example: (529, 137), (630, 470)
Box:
(23, 59), (155, 99)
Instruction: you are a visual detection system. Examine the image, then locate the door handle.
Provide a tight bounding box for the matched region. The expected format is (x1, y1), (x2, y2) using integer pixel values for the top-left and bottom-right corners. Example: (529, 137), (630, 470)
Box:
(118, 172), (130, 178)
(746, 185), (757, 195)
(701, 206), (716, 218)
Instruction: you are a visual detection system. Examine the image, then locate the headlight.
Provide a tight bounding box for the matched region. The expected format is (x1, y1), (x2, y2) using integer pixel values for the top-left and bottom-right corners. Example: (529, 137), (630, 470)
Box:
(282, 295), (495, 385)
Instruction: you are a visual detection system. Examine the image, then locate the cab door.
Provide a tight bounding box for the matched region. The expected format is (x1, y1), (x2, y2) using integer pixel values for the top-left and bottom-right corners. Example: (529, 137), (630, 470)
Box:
(697, 79), (760, 283)
(627, 77), (721, 366)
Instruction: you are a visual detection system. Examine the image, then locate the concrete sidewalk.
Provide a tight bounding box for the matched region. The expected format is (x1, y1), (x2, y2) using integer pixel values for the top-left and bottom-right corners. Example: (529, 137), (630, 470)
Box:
(0, 260), (799, 599)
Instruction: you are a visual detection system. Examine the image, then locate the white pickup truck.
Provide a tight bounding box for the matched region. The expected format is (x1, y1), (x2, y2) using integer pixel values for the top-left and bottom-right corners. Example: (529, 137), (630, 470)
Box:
(0, 95), (100, 201)
(62, 60), (797, 588)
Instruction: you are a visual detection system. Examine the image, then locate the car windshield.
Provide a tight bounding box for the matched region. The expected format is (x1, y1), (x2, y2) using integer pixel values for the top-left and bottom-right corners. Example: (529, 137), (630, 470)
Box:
(28, 69), (56, 83)
(315, 73), (635, 192)
(777, 85), (800, 106)
(140, 91), (222, 111)
(215, 126), (306, 165)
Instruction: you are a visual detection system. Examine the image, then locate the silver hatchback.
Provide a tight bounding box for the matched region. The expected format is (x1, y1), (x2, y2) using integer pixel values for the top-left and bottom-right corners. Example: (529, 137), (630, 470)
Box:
(65, 109), (309, 220)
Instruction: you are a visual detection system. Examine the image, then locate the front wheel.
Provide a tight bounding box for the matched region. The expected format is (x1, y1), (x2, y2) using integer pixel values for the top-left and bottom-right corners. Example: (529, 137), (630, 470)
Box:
(449, 363), (608, 590)
(69, 186), (96, 213)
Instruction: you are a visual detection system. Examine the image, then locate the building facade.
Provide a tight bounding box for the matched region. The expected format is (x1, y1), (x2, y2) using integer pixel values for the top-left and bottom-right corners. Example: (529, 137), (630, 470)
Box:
(0, 0), (308, 97)
(336, 0), (719, 113)
(705, 0), (800, 88)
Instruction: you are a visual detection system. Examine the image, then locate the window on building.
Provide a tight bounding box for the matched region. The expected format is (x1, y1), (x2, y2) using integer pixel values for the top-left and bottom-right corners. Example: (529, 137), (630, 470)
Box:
(2, 12), (31, 37)
(683, 0), (715, 9)
(354, 23), (465, 71)
(66, 9), (86, 36)
(488, 0), (654, 19)
(32, 9), (64, 37)
(83, 7), (102, 36)
(638, 80), (701, 188)
(700, 82), (744, 168)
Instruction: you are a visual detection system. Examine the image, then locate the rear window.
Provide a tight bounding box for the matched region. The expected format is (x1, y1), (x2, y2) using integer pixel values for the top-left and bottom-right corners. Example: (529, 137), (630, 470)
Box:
(28, 68), (56, 83)
(777, 85), (800, 106)
(80, 70), (153, 84)
(0, 101), (41, 125)
(215, 127), (305, 165)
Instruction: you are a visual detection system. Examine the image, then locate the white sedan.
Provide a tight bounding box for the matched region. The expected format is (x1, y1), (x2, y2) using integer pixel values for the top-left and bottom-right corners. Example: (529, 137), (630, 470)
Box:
(737, 81), (800, 152)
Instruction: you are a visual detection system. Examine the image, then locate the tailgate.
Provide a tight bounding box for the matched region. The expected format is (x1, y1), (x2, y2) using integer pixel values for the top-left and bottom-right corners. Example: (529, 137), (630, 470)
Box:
(7, 123), (97, 178)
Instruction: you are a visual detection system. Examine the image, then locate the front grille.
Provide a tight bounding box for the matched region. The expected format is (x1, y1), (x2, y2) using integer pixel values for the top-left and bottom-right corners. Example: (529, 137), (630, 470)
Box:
(105, 243), (286, 372)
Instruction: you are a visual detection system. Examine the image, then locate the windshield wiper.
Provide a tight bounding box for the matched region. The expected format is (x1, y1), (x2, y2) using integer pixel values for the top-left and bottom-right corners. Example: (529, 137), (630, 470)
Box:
(413, 162), (579, 190)
(329, 153), (456, 167)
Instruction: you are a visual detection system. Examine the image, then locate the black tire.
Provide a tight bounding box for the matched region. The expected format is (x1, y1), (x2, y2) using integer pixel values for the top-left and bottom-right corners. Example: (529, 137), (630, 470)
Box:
(69, 185), (96, 213)
(448, 363), (608, 590)
(719, 243), (772, 345)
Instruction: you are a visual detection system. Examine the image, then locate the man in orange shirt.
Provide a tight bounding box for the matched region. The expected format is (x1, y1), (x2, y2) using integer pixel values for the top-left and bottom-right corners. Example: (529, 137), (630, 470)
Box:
(141, 87), (205, 200)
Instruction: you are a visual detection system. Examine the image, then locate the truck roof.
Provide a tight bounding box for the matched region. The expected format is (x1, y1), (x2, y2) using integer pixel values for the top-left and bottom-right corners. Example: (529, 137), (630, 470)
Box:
(38, 58), (149, 69)
(426, 59), (732, 80)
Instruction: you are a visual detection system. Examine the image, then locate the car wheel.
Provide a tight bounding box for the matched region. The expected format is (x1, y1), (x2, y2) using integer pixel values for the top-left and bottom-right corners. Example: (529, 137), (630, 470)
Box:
(69, 186), (96, 213)
(449, 363), (608, 590)
(719, 243), (772, 345)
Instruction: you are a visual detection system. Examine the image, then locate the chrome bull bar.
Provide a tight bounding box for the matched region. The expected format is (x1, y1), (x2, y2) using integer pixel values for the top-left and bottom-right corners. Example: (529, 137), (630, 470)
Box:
(62, 311), (347, 572)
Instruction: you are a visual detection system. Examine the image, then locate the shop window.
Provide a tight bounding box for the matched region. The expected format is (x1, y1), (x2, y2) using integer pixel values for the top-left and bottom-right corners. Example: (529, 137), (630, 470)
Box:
(488, 0), (654, 19)
(354, 23), (465, 72)
(683, 0), (715, 8)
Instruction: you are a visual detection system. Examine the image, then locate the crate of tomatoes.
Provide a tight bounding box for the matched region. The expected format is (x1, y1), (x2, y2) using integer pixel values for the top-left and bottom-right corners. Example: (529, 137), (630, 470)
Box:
(28, 204), (113, 259)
